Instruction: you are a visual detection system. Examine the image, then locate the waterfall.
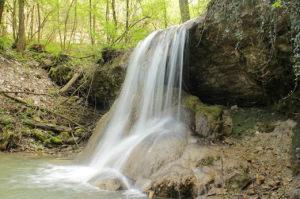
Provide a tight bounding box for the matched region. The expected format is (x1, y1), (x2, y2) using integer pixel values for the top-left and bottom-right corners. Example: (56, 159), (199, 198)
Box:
(81, 19), (200, 191)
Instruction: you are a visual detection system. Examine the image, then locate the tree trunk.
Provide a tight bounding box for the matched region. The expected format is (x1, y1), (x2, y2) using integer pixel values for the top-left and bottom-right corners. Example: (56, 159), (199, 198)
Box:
(93, 4), (96, 44)
(178, 0), (190, 23)
(89, 0), (94, 45)
(111, 0), (117, 28)
(105, 0), (110, 42)
(37, 3), (41, 44)
(17, 0), (26, 53)
(63, 0), (75, 52)
(125, 0), (129, 31)
(29, 5), (35, 40)
(12, 0), (17, 41)
(125, 0), (129, 42)
(163, 0), (167, 28)
(67, 0), (77, 52)
(0, 0), (5, 25)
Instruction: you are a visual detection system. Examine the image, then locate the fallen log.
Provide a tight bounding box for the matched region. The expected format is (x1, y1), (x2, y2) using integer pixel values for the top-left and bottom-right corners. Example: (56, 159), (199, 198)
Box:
(59, 72), (81, 94)
(24, 121), (72, 133)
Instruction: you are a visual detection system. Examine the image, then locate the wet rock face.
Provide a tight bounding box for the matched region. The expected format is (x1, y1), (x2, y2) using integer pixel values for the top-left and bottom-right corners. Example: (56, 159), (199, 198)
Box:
(187, 0), (295, 106)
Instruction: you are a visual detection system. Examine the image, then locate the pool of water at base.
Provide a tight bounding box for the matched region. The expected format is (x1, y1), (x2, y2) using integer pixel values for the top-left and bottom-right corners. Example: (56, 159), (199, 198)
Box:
(0, 153), (150, 199)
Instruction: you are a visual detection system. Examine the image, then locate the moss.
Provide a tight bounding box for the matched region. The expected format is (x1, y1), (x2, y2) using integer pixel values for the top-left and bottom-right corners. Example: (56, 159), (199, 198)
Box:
(196, 104), (223, 123)
(46, 137), (63, 145)
(183, 95), (223, 123)
(46, 131), (56, 136)
(48, 65), (73, 86)
(183, 95), (201, 110)
(58, 131), (70, 141)
(74, 128), (85, 137)
(32, 129), (46, 142)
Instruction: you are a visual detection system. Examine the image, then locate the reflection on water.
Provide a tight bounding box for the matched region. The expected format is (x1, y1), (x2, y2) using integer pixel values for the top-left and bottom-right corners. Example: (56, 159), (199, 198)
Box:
(0, 153), (148, 199)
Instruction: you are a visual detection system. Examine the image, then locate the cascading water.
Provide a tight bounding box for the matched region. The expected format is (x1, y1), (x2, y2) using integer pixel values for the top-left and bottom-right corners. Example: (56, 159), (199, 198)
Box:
(81, 19), (199, 192)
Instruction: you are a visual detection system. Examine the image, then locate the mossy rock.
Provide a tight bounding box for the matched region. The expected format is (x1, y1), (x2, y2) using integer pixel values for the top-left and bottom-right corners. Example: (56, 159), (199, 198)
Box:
(58, 131), (70, 141)
(32, 129), (47, 142)
(45, 137), (63, 146)
(183, 95), (201, 110)
(183, 95), (224, 140)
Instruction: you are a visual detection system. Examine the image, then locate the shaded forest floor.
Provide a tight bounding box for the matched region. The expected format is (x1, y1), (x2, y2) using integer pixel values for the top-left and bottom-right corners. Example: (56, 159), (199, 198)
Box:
(0, 50), (102, 157)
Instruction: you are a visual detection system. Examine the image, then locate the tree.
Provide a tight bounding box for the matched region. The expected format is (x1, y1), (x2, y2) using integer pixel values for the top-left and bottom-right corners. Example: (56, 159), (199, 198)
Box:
(89, 0), (94, 45)
(17, 0), (26, 53)
(178, 0), (190, 23)
(0, 0), (5, 25)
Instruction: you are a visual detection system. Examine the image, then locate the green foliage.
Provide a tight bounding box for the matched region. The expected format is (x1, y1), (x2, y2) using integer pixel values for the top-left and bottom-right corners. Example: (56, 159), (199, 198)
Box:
(0, 37), (12, 51)
(271, 0), (282, 8)
(1, 0), (211, 57)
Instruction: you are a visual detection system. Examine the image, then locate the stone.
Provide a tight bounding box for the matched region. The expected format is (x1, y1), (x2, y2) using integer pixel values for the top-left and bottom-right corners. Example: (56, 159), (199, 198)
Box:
(95, 178), (126, 191)
(222, 110), (233, 136)
(231, 105), (239, 111)
(196, 113), (212, 138)
(225, 171), (252, 192)
(256, 174), (265, 185)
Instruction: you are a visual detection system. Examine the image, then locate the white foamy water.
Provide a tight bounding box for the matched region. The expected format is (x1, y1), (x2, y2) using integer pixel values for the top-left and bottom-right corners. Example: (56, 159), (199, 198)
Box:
(0, 153), (148, 199)
(82, 19), (200, 190)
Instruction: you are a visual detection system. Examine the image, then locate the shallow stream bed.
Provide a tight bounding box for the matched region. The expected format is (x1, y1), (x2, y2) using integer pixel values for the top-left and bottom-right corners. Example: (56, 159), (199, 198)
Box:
(0, 153), (149, 199)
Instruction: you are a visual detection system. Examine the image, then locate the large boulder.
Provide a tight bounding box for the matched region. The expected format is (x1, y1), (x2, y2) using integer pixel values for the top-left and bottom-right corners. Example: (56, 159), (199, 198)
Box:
(187, 0), (298, 107)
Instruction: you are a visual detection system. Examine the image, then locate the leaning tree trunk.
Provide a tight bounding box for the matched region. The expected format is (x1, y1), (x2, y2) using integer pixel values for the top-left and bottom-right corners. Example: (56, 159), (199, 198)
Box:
(179, 0), (190, 23)
(0, 0), (5, 25)
(17, 0), (26, 53)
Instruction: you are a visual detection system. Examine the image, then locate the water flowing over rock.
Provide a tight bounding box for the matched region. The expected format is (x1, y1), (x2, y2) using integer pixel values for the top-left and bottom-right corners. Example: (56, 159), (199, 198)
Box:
(80, 19), (203, 197)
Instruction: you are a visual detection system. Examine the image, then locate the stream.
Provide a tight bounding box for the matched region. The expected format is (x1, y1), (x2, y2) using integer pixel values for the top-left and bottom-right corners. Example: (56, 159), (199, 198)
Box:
(0, 153), (149, 199)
